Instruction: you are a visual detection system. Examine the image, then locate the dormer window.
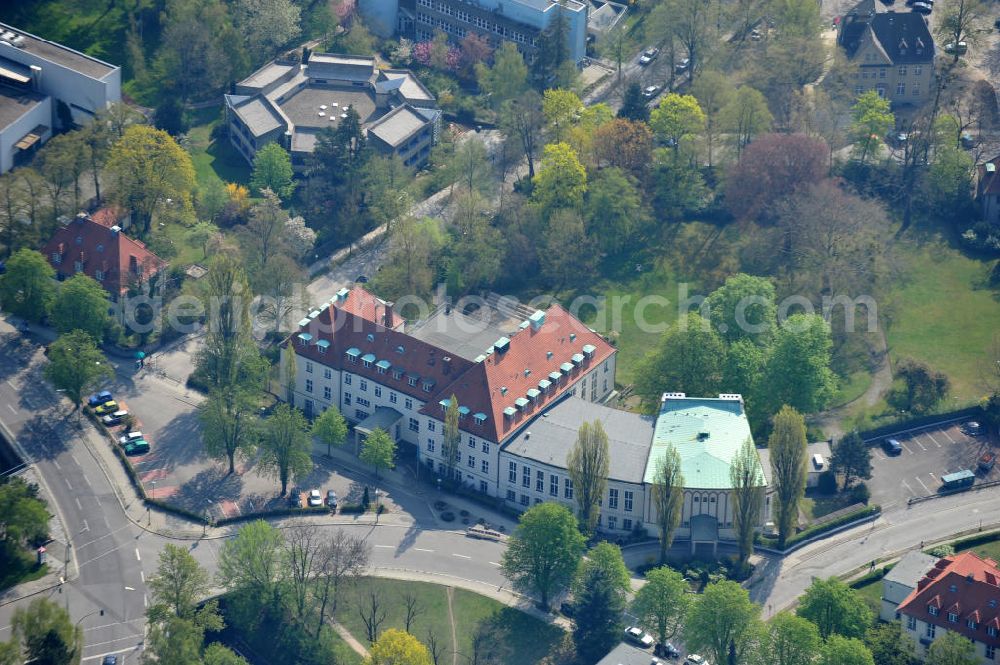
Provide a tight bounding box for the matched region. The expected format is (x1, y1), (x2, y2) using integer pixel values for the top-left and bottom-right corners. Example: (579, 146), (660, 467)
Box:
(52, 252), (61, 264)
(948, 612), (958, 623)
(990, 626), (998, 637)
(928, 606), (939, 616)
(74, 261), (83, 273)
(408, 376), (417, 387)
(968, 619), (977, 629)
(393, 369), (404, 380)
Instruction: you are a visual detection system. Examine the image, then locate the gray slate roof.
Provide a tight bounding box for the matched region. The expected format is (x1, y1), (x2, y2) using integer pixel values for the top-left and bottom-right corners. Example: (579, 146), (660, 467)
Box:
(504, 396), (655, 483)
(596, 642), (659, 665)
(885, 550), (939, 587)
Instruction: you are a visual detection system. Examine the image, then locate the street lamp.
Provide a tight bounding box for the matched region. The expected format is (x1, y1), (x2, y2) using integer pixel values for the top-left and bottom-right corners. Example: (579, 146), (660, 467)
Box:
(75, 608), (105, 628)
(375, 488), (380, 525)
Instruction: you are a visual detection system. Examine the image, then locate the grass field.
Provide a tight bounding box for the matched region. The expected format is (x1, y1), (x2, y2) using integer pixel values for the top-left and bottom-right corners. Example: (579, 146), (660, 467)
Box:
(336, 578), (563, 664)
(853, 576), (884, 615)
(186, 109), (251, 191)
(830, 370), (874, 409)
(885, 239), (1000, 404)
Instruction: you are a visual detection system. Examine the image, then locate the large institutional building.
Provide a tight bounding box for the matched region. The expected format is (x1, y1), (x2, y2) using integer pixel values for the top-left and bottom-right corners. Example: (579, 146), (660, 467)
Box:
(283, 287), (768, 550)
(0, 22), (121, 174)
(225, 53), (440, 171)
(360, 0), (589, 67)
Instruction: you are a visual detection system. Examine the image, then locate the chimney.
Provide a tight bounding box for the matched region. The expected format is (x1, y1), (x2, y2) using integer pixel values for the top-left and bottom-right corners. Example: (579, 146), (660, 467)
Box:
(443, 356), (452, 375)
(110, 225), (121, 236)
(383, 303), (393, 328)
(29, 64), (41, 92)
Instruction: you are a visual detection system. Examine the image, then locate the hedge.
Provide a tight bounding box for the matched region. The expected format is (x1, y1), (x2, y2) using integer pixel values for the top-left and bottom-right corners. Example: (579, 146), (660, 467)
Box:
(338, 503), (365, 514)
(760, 505), (881, 551)
(214, 506), (329, 527)
(849, 563), (896, 589)
(952, 531), (1000, 552)
(859, 406), (981, 442)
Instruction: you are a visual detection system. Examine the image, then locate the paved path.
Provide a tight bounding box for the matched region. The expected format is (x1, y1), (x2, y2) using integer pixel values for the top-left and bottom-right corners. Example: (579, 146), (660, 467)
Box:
(812, 327), (893, 439)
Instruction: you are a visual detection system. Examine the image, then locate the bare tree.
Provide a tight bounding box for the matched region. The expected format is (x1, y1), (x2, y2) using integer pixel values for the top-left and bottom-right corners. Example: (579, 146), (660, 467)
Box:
(283, 522), (322, 622)
(937, 0), (988, 61)
(402, 590), (424, 632)
(499, 91), (544, 179)
(315, 530), (371, 637)
(467, 618), (508, 665)
(358, 585), (386, 644)
(425, 628), (447, 665)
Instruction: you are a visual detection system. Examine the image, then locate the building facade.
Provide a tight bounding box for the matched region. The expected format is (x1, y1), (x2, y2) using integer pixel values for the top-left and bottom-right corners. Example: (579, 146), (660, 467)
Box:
(0, 23), (121, 173)
(880, 550), (939, 623)
(837, 4), (935, 106)
(224, 53), (440, 171)
(897, 552), (1000, 663)
(361, 0), (588, 66)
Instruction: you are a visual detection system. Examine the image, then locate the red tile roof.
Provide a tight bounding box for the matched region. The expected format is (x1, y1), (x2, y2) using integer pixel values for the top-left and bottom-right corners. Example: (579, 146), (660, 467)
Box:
(288, 289), (616, 443)
(41, 211), (165, 296)
(898, 551), (1000, 646)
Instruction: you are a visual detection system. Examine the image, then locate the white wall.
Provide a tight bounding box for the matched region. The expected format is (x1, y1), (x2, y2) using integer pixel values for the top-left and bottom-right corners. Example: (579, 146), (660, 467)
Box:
(0, 96), (51, 174)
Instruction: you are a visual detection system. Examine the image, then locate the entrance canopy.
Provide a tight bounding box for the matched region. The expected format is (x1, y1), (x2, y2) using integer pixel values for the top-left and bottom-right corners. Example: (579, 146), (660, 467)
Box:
(355, 406), (403, 437)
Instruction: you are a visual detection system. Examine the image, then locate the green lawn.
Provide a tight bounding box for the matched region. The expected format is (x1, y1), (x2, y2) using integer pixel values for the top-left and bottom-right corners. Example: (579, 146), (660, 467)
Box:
(885, 240), (1000, 404)
(336, 578), (563, 664)
(852, 576), (884, 615)
(186, 109), (251, 191)
(830, 370), (874, 409)
(958, 538), (1000, 563)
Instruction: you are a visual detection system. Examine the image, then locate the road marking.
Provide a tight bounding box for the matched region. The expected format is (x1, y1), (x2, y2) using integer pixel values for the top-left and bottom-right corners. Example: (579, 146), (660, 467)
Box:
(75, 497), (83, 510)
(143, 594), (148, 608)
(6, 404), (14, 414)
(941, 429), (957, 444)
(414, 548), (435, 553)
(911, 437), (927, 451)
(135, 548), (141, 562)
(924, 432), (943, 448)
(52, 459), (61, 470)
(65, 478), (73, 490)
(82, 474), (91, 488)
(82, 646), (141, 662)
(901, 479), (915, 496)
(124, 586), (135, 591)
(140, 570), (145, 583)
(901, 441), (915, 455)
(375, 544), (393, 549)
(489, 561), (501, 567)
(452, 553), (471, 559)
(80, 520), (89, 533)
(5, 380), (14, 389)
(915, 476), (931, 494)
(70, 453), (81, 466)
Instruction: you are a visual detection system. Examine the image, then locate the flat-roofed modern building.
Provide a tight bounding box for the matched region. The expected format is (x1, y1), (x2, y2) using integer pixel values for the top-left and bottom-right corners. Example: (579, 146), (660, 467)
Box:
(224, 53), (440, 170)
(361, 0), (588, 66)
(0, 23), (121, 173)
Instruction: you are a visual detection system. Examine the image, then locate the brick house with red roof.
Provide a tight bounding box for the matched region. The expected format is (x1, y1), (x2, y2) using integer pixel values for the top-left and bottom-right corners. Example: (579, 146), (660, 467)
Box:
(897, 551), (1000, 662)
(282, 285), (618, 509)
(41, 209), (166, 301)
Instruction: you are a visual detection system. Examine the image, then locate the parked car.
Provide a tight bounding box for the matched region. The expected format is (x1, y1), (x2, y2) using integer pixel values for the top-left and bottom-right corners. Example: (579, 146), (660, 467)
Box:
(962, 421), (984, 436)
(123, 440), (149, 456)
(119, 431), (144, 445)
(978, 452), (995, 473)
(102, 410), (128, 426)
(944, 41), (968, 54)
(94, 400), (118, 415)
(88, 391), (113, 408)
(888, 131), (908, 147)
(643, 85), (662, 98)
(326, 490), (338, 508)
(624, 626), (655, 649)
(911, 2), (932, 14)
(655, 642), (681, 658)
(102, 656), (118, 665)
(961, 131), (975, 149)
(355, 275), (369, 283)
(308, 489), (323, 507)
(882, 438), (903, 455)
(675, 58), (691, 74)
(684, 656), (707, 665)
(639, 47), (660, 65)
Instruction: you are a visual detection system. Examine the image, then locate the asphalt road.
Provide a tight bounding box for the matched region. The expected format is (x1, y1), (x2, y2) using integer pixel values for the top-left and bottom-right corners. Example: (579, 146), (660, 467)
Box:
(0, 331), (148, 663)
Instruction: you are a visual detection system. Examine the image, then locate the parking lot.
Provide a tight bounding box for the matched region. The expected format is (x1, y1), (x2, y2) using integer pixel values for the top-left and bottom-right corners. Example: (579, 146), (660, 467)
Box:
(868, 419), (997, 510)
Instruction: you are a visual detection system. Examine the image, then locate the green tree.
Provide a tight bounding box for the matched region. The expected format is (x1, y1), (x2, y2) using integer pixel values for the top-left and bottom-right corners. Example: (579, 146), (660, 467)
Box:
(203, 643), (250, 665)
(106, 125), (196, 236)
(142, 615), (208, 665)
(649, 94), (705, 150)
(49, 273), (109, 341)
(365, 628), (432, 665)
(149, 543), (211, 619)
(500, 502), (586, 609)
(650, 446), (684, 563)
(372, 216), (446, 301)
(542, 89), (583, 143)
(820, 635), (876, 665)
(11, 598), (83, 665)
(0, 640), (19, 665)
(684, 581), (761, 665)
(851, 91), (894, 164)
(360, 428), (396, 480)
(830, 431), (872, 491)
(566, 420), (610, 535)
(585, 168), (644, 256)
(763, 314), (836, 415)
(0, 248), (55, 323)
(499, 92), (544, 180)
(442, 396), (461, 481)
(475, 42), (529, 109)
(541, 208), (593, 289)
(894, 358), (950, 414)
(618, 81), (650, 123)
(926, 146), (974, 218)
(258, 403), (313, 495)
(926, 630), (978, 665)
(723, 340), (766, 417)
(186, 221), (220, 260)
(232, 0), (301, 61)
(0, 477), (48, 554)
(44, 330), (112, 411)
(250, 143), (295, 199)
(705, 273), (777, 345)
(797, 577), (874, 640)
(217, 519), (284, 606)
(691, 71), (735, 167)
(720, 85), (773, 158)
(199, 387), (259, 475)
(631, 566), (689, 646)
(730, 437), (765, 568)
(634, 314), (726, 405)
(572, 543), (628, 662)
(650, 151), (708, 222)
(531, 142), (587, 212)
(769, 406), (808, 548)
(766, 611), (821, 665)
(312, 406), (348, 457)
(864, 622), (914, 665)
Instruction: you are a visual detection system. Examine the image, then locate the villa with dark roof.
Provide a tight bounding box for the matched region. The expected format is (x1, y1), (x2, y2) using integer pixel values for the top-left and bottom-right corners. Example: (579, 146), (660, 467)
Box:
(837, 3), (935, 105)
(897, 551), (1000, 663)
(282, 288), (769, 548)
(224, 53), (440, 171)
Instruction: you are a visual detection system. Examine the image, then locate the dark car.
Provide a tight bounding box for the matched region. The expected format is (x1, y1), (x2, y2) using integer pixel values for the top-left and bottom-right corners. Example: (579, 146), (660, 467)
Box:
(883, 438), (903, 455)
(355, 275), (369, 283)
(656, 642), (682, 658)
(962, 421), (983, 437)
(326, 490), (338, 508)
(102, 657), (118, 665)
(911, 2), (932, 14)
(88, 391), (114, 408)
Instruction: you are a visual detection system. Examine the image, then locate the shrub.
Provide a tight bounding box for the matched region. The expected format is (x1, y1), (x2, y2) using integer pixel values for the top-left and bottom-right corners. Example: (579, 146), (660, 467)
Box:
(849, 482), (871, 505)
(927, 544), (955, 558)
(818, 470), (838, 494)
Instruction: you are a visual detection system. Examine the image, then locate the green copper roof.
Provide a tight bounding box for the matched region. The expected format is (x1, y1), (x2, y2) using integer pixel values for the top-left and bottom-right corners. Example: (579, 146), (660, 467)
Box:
(644, 397), (766, 490)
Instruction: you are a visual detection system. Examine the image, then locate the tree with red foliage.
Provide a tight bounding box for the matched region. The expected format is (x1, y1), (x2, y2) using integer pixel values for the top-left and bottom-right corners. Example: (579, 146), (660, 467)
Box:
(592, 119), (653, 179)
(458, 33), (493, 82)
(724, 133), (828, 222)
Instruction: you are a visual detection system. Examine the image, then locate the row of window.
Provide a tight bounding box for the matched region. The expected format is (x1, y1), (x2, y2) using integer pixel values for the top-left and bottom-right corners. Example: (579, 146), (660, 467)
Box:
(852, 84), (920, 98)
(857, 65), (923, 79)
(413, 0), (535, 45)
